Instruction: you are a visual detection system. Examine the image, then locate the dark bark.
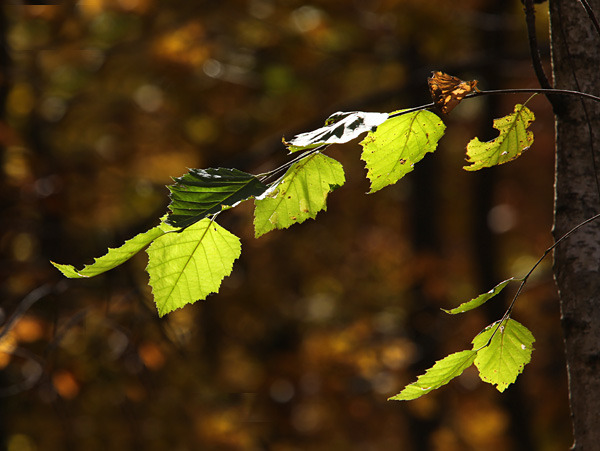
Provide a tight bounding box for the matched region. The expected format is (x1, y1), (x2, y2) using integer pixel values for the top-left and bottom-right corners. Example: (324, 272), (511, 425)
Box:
(550, 0), (600, 449)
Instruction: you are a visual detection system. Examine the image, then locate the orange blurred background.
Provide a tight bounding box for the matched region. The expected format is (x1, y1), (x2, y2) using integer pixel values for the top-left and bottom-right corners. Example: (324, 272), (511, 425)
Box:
(0, 1), (570, 450)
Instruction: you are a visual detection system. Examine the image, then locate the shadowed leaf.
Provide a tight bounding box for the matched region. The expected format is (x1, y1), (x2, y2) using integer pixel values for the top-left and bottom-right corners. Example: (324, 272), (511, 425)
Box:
(167, 168), (268, 228)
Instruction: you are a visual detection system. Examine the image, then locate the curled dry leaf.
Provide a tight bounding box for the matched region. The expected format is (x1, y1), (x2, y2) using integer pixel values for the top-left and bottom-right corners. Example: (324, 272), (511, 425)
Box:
(428, 71), (479, 114)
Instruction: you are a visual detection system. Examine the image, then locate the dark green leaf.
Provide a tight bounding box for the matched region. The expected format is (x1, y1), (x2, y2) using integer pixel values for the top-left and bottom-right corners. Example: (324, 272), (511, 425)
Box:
(166, 167), (268, 228)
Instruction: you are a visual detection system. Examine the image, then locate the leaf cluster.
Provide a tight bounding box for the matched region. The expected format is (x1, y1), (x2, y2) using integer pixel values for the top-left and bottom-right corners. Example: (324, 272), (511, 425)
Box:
(390, 278), (535, 400)
(52, 95), (536, 317)
(52, 75), (539, 399)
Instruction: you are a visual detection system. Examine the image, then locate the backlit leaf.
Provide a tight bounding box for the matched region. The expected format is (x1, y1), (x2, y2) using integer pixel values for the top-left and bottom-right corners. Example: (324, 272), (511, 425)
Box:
(146, 218), (241, 316)
(360, 110), (445, 193)
(389, 350), (477, 401)
(464, 104), (535, 171)
(51, 225), (168, 278)
(284, 111), (389, 153)
(472, 318), (535, 392)
(166, 167), (268, 228)
(443, 278), (519, 314)
(253, 152), (345, 238)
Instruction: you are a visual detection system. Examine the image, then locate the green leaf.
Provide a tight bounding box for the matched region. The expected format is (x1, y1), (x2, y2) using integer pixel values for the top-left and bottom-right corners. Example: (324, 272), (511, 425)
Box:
(166, 168), (268, 228)
(360, 110), (445, 193)
(253, 152), (345, 238)
(389, 350), (477, 401)
(443, 278), (519, 314)
(51, 225), (168, 278)
(464, 104), (535, 171)
(472, 318), (535, 392)
(285, 111), (389, 153)
(146, 218), (241, 316)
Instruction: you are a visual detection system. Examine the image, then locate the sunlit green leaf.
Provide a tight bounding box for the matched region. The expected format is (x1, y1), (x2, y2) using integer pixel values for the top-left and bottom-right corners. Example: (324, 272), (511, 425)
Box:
(472, 318), (535, 392)
(166, 167), (268, 228)
(146, 218), (241, 317)
(443, 278), (519, 314)
(464, 104), (535, 171)
(51, 225), (168, 278)
(360, 110), (445, 193)
(389, 350), (477, 401)
(285, 111), (389, 153)
(253, 152), (345, 238)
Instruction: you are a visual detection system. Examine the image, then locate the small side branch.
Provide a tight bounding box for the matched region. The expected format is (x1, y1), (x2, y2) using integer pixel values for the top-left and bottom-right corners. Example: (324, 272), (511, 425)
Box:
(523, 0), (552, 90)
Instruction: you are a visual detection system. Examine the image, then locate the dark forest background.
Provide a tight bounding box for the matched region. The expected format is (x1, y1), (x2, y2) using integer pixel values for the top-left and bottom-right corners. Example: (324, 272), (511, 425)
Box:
(0, 1), (570, 450)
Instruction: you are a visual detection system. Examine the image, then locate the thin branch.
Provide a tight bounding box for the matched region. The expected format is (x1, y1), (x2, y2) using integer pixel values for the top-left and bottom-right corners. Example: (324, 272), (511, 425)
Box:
(388, 103), (435, 118)
(523, 0), (552, 89)
(394, 88), (600, 120)
(505, 212), (600, 318)
(0, 347), (44, 397)
(578, 0), (600, 37)
(0, 284), (56, 341)
(257, 145), (327, 182)
(481, 212), (600, 347)
(470, 88), (600, 103)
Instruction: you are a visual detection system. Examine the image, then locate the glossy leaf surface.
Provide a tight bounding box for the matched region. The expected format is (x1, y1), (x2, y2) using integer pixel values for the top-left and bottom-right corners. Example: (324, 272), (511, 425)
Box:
(167, 168), (268, 228)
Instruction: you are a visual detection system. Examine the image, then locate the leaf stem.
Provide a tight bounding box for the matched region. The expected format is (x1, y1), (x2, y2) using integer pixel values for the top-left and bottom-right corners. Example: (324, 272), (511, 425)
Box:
(505, 212), (600, 319)
(523, 0), (552, 90)
(257, 146), (327, 182)
(391, 87), (600, 123)
(388, 103), (435, 119)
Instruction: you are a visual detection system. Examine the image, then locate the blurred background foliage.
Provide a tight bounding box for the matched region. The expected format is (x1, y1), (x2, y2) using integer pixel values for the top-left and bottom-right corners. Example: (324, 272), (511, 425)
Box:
(0, 0), (571, 450)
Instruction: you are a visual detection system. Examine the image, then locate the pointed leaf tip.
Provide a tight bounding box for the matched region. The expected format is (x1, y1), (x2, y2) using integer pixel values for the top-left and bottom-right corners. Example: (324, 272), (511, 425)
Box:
(443, 278), (518, 314)
(389, 350), (476, 401)
(51, 225), (167, 279)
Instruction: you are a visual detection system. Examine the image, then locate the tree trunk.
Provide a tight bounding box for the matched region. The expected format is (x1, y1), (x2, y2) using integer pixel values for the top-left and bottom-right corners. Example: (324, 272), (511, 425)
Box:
(550, 0), (600, 449)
